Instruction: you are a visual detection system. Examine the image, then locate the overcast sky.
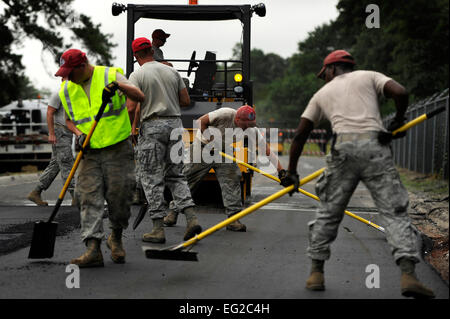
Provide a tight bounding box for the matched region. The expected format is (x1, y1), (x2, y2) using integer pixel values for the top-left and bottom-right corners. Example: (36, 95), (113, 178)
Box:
(16, 0), (339, 94)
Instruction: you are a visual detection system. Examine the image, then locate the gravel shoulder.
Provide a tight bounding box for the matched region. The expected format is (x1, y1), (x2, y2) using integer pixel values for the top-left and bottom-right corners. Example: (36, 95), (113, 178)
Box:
(399, 168), (449, 284)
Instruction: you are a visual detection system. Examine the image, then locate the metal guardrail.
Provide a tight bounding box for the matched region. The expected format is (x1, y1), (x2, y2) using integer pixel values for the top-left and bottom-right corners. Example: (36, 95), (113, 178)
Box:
(383, 89), (449, 179)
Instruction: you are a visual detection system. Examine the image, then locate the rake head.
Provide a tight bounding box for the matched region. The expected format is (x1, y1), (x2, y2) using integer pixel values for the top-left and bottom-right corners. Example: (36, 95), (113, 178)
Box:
(143, 245), (198, 262)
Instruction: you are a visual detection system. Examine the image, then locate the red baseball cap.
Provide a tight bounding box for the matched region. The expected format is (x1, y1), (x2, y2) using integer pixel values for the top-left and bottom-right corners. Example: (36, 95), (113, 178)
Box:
(152, 29), (170, 39)
(236, 105), (256, 121)
(317, 50), (355, 78)
(55, 49), (87, 78)
(132, 37), (152, 53)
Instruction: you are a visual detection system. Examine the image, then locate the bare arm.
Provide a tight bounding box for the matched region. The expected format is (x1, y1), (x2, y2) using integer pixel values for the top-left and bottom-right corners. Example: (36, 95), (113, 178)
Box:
(384, 79), (409, 120)
(197, 114), (210, 134)
(131, 104), (140, 134)
(179, 87), (190, 107)
(287, 117), (314, 173)
(127, 99), (139, 126)
(65, 118), (83, 137)
(264, 142), (283, 172)
(117, 81), (145, 103)
(47, 106), (57, 145)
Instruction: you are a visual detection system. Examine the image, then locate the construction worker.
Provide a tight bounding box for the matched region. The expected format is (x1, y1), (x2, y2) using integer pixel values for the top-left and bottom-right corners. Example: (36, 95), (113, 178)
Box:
(127, 37), (202, 244)
(27, 79), (76, 207)
(55, 48), (145, 267)
(151, 29), (173, 67)
(280, 50), (435, 298)
(164, 105), (285, 231)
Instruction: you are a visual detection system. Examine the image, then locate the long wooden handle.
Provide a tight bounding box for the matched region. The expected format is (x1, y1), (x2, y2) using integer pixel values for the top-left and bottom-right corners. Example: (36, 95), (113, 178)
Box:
(47, 100), (109, 223)
(220, 152), (385, 233)
(181, 169), (324, 248)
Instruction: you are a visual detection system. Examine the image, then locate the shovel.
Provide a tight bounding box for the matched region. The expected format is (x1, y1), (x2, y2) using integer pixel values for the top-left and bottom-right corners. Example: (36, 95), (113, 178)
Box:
(142, 168), (324, 261)
(28, 87), (116, 259)
(133, 203), (148, 230)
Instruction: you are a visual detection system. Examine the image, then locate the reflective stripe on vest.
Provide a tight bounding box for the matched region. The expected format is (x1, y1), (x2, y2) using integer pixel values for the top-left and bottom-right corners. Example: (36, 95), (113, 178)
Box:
(60, 66), (130, 149)
(63, 67), (126, 125)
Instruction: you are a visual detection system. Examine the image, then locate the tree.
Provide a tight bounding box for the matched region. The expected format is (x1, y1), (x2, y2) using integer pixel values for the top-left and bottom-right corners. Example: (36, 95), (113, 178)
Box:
(258, 0), (449, 125)
(256, 23), (338, 127)
(336, 0), (449, 99)
(0, 0), (117, 106)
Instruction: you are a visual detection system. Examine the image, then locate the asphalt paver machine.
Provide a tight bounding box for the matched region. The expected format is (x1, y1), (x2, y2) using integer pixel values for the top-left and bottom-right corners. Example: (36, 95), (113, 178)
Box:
(112, 2), (266, 204)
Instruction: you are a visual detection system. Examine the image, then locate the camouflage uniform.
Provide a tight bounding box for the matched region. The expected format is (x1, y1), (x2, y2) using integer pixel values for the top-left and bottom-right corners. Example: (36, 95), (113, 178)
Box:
(36, 124), (75, 193)
(76, 139), (135, 242)
(184, 143), (242, 216)
(307, 132), (420, 263)
(138, 118), (195, 219)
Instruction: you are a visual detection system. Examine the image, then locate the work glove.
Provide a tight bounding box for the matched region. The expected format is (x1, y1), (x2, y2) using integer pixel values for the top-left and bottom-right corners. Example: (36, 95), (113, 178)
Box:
(278, 169), (287, 180)
(280, 171), (300, 196)
(102, 81), (120, 103)
(378, 116), (407, 145)
(75, 133), (89, 153)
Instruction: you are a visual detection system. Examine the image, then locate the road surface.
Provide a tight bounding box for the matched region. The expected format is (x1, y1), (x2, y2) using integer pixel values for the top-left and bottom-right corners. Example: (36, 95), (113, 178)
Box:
(0, 156), (448, 301)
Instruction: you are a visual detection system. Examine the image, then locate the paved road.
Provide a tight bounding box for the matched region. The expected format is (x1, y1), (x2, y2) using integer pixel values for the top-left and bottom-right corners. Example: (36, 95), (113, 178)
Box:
(0, 156), (448, 299)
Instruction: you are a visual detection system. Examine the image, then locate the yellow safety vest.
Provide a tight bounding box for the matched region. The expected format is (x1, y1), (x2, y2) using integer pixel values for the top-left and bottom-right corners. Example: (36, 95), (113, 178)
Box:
(59, 66), (130, 149)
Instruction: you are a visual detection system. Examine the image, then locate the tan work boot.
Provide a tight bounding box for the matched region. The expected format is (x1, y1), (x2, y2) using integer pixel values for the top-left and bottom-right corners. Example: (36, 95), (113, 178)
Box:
(164, 210), (179, 227)
(183, 207), (202, 241)
(306, 272), (325, 291)
(401, 273), (435, 299)
(70, 238), (104, 268)
(226, 219), (247, 232)
(27, 189), (48, 206)
(398, 256), (435, 298)
(142, 218), (166, 243)
(106, 228), (126, 264)
(306, 259), (325, 291)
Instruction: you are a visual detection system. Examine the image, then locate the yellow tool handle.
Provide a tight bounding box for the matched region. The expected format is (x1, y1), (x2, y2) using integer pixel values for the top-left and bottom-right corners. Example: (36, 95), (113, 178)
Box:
(220, 151), (385, 233)
(391, 106), (445, 136)
(56, 120), (98, 200)
(181, 169), (324, 248)
(221, 151), (324, 184)
(392, 114), (427, 135)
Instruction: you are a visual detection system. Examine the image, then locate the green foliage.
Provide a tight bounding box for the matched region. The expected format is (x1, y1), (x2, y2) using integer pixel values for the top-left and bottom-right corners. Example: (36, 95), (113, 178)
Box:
(70, 14), (117, 66)
(252, 0), (448, 128)
(0, 0), (117, 106)
(337, 0), (449, 98)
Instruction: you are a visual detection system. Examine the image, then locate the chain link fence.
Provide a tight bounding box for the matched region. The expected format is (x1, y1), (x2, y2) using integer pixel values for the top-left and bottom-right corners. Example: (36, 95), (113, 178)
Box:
(383, 89), (449, 179)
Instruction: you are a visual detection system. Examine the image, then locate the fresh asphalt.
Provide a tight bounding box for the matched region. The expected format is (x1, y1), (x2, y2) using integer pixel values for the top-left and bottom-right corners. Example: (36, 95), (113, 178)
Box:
(0, 156), (448, 299)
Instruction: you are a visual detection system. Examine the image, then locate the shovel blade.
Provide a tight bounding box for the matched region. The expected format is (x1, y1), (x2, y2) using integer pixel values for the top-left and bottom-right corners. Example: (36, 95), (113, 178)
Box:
(143, 246), (198, 262)
(28, 221), (58, 259)
(132, 204), (148, 230)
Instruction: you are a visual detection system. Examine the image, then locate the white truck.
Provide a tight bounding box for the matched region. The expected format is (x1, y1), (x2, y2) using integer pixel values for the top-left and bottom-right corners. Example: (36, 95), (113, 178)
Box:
(0, 98), (52, 170)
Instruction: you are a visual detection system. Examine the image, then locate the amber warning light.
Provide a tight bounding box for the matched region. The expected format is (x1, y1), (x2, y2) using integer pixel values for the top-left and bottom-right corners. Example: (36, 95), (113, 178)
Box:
(189, 0), (198, 4)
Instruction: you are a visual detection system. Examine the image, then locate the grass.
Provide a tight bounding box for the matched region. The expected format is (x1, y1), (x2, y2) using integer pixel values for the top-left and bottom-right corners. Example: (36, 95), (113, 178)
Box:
(397, 167), (449, 196)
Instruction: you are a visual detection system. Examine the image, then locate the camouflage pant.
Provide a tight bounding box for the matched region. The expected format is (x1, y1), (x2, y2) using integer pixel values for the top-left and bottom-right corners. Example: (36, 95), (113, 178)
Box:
(183, 144), (242, 216)
(37, 125), (75, 193)
(133, 144), (142, 191)
(138, 118), (195, 219)
(307, 135), (420, 263)
(76, 138), (135, 242)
